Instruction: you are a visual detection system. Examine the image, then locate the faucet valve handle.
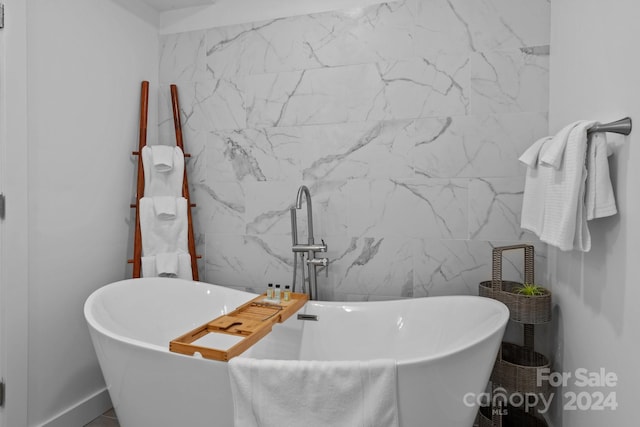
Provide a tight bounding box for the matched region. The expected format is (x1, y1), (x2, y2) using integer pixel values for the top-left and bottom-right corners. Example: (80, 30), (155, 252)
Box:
(307, 257), (329, 277)
(307, 257), (329, 267)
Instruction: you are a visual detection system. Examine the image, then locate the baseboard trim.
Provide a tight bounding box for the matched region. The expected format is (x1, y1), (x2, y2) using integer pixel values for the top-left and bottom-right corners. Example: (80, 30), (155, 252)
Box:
(39, 387), (112, 427)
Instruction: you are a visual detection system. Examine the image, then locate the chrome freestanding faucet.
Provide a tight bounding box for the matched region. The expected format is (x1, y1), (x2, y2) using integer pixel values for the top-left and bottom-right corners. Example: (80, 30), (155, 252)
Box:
(290, 185), (328, 300)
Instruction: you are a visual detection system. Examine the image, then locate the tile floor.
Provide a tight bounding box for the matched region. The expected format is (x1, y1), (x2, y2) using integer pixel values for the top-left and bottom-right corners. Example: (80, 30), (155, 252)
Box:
(84, 408), (119, 427)
(82, 407), (482, 426)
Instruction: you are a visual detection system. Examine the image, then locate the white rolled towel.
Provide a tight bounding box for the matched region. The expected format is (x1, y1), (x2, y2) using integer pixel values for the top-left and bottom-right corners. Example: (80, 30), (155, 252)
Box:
(140, 197), (189, 256)
(142, 146), (184, 197)
(153, 196), (177, 220)
(155, 252), (179, 277)
(141, 252), (193, 280)
(150, 145), (175, 172)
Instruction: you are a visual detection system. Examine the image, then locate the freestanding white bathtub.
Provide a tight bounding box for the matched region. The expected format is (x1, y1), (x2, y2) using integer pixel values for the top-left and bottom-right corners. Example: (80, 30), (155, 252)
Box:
(84, 278), (508, 427)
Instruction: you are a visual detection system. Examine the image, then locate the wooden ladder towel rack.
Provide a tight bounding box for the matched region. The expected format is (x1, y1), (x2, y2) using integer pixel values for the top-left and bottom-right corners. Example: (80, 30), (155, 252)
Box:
(129, 81), (200, 280)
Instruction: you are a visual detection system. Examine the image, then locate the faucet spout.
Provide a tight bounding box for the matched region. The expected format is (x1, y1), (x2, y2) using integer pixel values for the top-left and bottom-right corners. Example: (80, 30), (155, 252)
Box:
(295, 185), (314, 244)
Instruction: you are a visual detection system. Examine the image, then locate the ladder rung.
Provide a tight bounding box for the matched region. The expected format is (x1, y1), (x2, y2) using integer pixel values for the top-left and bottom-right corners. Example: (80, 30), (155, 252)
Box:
(132, 151), (191, 157)
(128, 255), (201, 263)
(130, 203), (196, 209)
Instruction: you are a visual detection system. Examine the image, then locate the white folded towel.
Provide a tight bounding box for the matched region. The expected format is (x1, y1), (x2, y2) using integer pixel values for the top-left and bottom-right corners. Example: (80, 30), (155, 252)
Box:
(155, 252), (179, 276)
(537, 120), (595, 251)
(538, 121), (584, 169)
(142, 146), (184, 197)
(519, 120), (618, 252)
(139, 197), (189, 256)
(519, 136), (554, 235)
(228, 358), (399, 427)
(141, 252), (193, 280)
(141, 256), (154, 277)
(518, 136), (551, 169)
(150, 145), (175, 172)
(540, 120), (593, 251)
(585, 133), (617, 220)
(177, 252), (194, 279)
(153, 196), (177, 220)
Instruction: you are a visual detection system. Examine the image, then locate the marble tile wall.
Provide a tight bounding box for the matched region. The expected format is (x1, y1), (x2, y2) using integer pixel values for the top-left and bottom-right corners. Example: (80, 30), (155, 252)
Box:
(158, 0), (550, 300)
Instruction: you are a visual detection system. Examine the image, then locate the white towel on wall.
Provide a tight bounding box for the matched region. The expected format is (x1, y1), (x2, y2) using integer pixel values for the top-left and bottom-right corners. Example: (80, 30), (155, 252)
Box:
(228, 358), (399, 427)
(141, 252), (193, 280)
(538, 121), (583, 169)
(139, 197), (189, 256)
(539, 120), (596, 251)
(150, 145), (175, 172)
(585, 133), (617, 220)
(519, 136), (551, 169)
(520, 120), (618, 252)
(142, 146), (184, 197)
(520, 136), (553, 236)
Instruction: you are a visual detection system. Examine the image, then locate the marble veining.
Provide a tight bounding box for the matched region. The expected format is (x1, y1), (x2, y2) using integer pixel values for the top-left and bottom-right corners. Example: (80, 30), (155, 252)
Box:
(159, 0), (551, 299)
(303, 122), (386, 180)
(470, 49), (549, 114)
(468, 177), (529, 240)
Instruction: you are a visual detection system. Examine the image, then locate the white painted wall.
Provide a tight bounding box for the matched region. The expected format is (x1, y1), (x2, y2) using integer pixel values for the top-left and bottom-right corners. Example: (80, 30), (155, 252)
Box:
(25, 0), (158, 425)
(1, 0), (30, 425)
(549, 0), (640, 425)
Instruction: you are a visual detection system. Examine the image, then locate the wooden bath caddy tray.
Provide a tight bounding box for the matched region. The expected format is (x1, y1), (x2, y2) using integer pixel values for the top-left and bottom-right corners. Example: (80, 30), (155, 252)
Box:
(169, 292), (308, 361)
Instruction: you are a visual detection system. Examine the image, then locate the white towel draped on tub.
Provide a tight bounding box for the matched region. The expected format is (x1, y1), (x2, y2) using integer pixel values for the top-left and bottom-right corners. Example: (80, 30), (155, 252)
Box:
(139, 197), (189, 255)
(519, 120), (617, 252)
(142, 145), (184, 197)
(228, 358), (399, 427)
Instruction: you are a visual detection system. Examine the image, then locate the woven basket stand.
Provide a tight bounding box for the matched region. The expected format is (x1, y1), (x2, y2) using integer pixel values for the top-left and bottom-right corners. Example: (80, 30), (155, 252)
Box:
(477, 244), (552, 427)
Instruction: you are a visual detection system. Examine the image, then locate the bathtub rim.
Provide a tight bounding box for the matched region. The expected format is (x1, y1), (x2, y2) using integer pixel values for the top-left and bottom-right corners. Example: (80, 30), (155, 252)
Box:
(84, 278), (257, 353)
(301, 295), (509, 366)
(84, 277), (509, 366)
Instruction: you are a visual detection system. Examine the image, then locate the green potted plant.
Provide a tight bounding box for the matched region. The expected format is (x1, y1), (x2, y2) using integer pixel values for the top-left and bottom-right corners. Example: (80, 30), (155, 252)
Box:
(502, 281), (551, 324)
(512, 283), (549, 297)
